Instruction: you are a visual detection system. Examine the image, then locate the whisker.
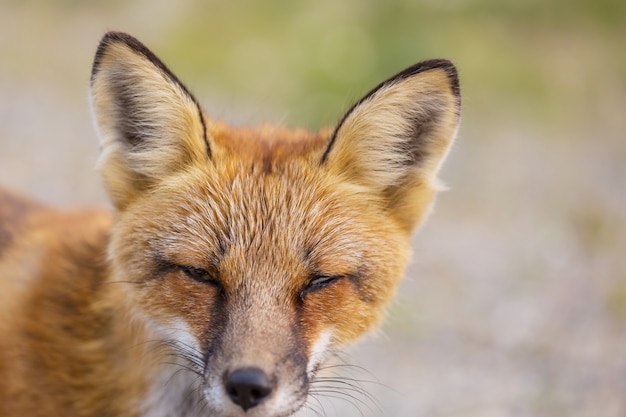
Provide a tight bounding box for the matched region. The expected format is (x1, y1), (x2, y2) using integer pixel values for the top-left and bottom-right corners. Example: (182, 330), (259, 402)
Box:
(300, 400), (326, 417)
(308, 391), (368, 417)
(188, 383), (208, 415)
(306, 351), (395, 417)
(161, 361), (203, 378)
(181, 378), (207, 416)
(312, 377), (385, 406)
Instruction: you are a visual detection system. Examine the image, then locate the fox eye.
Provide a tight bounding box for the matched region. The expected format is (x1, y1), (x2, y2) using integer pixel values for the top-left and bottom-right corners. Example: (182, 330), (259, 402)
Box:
(181, 266), (220, 288)
(182, 266), (209, 279)
(301, 273), (342, 300)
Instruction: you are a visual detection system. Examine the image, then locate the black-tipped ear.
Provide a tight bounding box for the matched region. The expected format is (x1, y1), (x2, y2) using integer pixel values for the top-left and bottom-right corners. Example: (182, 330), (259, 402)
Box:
(90, 32), (210, 210)
(322, 59), (461, 232)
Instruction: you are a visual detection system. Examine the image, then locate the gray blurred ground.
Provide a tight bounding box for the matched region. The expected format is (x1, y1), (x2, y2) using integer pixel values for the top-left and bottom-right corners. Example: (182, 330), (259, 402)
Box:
(1, 1), (625, 416)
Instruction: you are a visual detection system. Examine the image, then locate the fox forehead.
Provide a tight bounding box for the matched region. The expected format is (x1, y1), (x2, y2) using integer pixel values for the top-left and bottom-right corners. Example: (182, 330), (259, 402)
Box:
(208, 121), (333, 167)
(128, 148), (389, 282)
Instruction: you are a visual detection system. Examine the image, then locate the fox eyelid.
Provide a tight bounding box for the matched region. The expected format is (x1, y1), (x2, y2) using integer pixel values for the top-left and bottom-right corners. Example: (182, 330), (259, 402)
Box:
(300, 274), (343, 301)
(182, 266), (209, 279)
(180, 265), (221, 288)
(309, 274), (341, 288)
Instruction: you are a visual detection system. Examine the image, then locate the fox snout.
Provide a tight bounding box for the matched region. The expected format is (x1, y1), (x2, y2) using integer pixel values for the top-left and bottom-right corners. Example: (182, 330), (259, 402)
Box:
(223, 367), (274, 411)
(198, 291), (310, 415)
(212, 359), (303, 415)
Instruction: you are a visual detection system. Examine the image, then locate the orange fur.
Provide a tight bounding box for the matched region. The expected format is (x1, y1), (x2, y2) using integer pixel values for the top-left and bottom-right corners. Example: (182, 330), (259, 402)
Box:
(0, 32), (460, 417)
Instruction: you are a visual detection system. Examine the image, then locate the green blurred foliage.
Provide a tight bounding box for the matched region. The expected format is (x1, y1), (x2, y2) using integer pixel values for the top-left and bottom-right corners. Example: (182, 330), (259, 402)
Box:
(2, 0), (624, 130)
(185, 0), (622, 135)
(151, 0), (625, 128)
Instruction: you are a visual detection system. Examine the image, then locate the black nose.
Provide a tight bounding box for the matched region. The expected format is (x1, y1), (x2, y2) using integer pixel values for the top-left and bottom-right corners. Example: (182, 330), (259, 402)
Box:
(224, 367), (274, 411)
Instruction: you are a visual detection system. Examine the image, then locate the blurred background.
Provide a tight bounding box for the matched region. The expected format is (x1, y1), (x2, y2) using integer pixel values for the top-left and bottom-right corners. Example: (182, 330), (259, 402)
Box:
(1, 0), (625, 416)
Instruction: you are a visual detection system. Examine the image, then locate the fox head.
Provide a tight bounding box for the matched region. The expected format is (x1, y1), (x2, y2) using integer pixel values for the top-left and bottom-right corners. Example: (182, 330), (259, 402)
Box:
(90, 32), (460, 417)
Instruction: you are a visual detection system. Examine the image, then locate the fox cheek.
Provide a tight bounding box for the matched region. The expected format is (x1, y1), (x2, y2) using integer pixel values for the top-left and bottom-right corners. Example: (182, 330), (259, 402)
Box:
(124, 270), (227, 355)
(305, 328), (335, 376)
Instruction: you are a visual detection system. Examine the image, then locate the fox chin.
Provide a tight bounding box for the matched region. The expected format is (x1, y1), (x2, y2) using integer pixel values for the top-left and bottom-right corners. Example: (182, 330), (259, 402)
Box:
(0, 31), (461, 417)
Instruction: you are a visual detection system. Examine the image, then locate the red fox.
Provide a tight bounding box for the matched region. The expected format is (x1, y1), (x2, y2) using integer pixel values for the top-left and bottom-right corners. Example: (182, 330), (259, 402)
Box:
(0, 32), (460, 416)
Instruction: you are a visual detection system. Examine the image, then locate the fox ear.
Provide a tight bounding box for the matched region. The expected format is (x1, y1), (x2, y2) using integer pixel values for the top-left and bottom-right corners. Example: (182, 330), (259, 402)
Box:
(90, 31), (209, 210)
(321, 60), (461, 232)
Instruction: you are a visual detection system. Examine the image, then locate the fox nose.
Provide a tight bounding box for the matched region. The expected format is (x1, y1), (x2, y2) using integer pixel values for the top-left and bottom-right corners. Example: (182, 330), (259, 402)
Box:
(224, 367), (274, 411)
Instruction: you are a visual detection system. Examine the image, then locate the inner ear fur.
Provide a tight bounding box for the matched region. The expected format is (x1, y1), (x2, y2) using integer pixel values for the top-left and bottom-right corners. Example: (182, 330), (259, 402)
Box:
(322, 60), (461, 232)
(90, 31), (210, 210)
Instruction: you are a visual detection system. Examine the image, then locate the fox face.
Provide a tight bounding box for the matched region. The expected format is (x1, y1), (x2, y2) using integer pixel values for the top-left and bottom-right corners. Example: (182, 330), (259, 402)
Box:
(90, 32), (460, 416)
